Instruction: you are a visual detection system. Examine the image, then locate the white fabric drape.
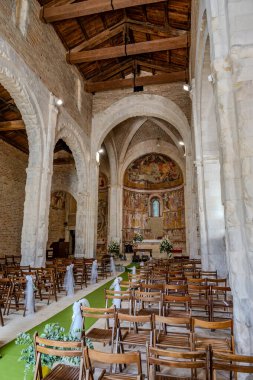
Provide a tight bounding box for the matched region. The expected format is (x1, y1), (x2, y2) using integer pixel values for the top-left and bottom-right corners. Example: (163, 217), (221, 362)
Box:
(64, 264), (75, 296)
(131, 266), (136, 275)
(110, 277), (123, 309)
(91, 260), (98, 284)
(70, 298), (90, 339)
(25, 275), (35, 315)
(110, 256), (116, 276)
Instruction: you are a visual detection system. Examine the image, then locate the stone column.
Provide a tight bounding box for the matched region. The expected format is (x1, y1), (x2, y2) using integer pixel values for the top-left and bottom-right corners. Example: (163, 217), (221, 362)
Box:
(85, 157), (99, 257)
(35, 94), (59, 267)
(75, 192), (88, 257)
(108, 184), (122, 242)
(21, 164), (43, 266)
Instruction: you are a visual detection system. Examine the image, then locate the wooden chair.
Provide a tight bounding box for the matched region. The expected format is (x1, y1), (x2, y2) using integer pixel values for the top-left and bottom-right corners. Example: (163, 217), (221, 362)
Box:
(147, 346), (208, 380)
(81, 307), (116, 350)
(164, 284), (188, 296)
(134, 290), (163, 316)
(83, 347), (144, 380)
(36, 268), (58, 304)
(191, 318), (234, 352)
(211, 350), (253, 380)
(209, 286), (233, 321)
(163, 295), (192, 318)
(33, 332), (83, 380)
(105, 289), (132, 314)
(115, 313), (153, 355)
(188, 285), (211, 321)
(154, 315), (192, 351)
(200, 271), (217, 279)
(140, 283), (164, 293)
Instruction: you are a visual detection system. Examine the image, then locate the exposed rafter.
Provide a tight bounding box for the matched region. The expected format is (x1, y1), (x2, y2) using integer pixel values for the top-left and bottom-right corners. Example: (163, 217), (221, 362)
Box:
(85, 70), (186, 93)
(0, 120), (25, 131)
(67, 34), (188, 64)
(40, 0), (167, 23)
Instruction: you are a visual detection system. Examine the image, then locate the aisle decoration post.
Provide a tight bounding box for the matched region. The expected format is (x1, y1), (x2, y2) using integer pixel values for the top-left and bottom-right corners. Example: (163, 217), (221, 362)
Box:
(110, 256), (116, 276)
(64, 263), (75, 296)
(91, 260), (98, 284)
(70, 298), (90, 339)
(109, 277), (123, 308)
(108, 240), (120, 258)
(25, 275), (35, 315)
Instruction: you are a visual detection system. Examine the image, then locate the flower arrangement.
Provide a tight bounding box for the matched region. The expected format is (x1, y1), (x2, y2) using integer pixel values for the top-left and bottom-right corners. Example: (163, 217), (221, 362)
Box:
(160, 237), (173, 258)
(108, 240), (120, 256)
(133, 232), (143, 243)
(15, 323), (93, 379)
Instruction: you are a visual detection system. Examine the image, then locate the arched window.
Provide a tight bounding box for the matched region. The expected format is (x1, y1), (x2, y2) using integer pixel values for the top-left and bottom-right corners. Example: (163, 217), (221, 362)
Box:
(151, 198), (160, 217)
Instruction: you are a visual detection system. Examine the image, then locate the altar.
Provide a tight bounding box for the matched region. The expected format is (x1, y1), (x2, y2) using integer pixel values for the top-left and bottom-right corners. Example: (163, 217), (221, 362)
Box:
(135, 239), (185, 259)
(135, 239), (163, 258)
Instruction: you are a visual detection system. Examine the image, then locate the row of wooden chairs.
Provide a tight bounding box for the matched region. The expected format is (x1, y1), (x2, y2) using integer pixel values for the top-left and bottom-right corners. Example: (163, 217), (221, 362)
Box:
(33, 335), (253, 380)
(106, 283), (232, 322)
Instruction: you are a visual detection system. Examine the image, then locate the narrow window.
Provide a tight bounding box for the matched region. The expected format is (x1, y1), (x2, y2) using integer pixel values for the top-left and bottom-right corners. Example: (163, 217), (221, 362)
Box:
(151, 198), (160, 217)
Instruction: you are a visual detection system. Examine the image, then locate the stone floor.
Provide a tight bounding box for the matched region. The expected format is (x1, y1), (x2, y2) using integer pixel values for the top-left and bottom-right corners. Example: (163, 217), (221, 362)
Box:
(0, 274), (118, 347)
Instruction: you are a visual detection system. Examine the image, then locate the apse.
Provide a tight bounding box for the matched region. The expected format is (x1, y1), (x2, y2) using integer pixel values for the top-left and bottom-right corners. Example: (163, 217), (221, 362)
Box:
(123, 153), (186, 252)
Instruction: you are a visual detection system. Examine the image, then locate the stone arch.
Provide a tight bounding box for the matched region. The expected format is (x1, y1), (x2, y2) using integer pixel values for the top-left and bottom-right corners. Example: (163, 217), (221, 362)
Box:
(56, 123), (89, 194)
(0, 46), (44, 165)
(120, 140), (185, 184)
(92, 94), (191, 154)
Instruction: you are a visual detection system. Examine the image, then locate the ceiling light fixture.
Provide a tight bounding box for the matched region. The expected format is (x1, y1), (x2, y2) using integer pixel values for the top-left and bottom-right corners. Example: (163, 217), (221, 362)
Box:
(156, 138), (161, 148)
(183, 83), (191, 92)
(55, 98), (63, 106)
(179, 141), (185, 146)
(98, 148), (104, 154)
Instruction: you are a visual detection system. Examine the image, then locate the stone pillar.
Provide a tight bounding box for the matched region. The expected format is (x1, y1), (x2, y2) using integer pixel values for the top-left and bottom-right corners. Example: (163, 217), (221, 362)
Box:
(35, 94), (59, 267)
(21, 164), (43, 266)
(108, 184), (122, 243)
(75, 192), (88, 257)
(85, 158), (99, 257)
(21, 95), (58, 267)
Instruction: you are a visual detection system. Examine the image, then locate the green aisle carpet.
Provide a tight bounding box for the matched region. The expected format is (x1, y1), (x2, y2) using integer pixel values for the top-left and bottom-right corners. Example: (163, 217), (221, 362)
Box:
(0, 269), (130, 380)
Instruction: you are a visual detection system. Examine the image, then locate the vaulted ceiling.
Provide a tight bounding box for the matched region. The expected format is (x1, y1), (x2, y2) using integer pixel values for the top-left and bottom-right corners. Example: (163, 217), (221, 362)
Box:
(38, 0), (191, 92)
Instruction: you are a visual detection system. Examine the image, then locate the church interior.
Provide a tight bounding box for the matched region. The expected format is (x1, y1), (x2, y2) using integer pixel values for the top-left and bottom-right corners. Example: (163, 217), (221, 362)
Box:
(1, 0), (253, 379)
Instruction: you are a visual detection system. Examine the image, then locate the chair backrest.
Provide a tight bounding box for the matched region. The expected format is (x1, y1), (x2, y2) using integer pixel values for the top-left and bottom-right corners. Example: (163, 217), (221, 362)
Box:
(84, 347), (142, 380)
(211, 350), (253, 377)
(200, 270), (217, 279)
(140, 283), (164, 292)
(117, 312), (153, 331)
(33, 332), (82, 379)
(148, 347), (208, 379)
(192, 318), (233, 333)
(164, 284), (188, 295)
(163, 294), (192, 311)
(105, 289), (132, 310)
(206, 278), (227, 286)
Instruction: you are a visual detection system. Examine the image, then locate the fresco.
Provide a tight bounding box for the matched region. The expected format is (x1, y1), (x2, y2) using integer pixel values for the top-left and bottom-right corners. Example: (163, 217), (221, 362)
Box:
(97, 173), (108, 256)
(124, 153), (183, 190)
(123, 187), (185, 248)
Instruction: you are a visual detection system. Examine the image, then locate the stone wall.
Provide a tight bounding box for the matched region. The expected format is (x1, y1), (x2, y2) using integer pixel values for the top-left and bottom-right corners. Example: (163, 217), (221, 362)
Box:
(0, 0), (92, 134)
(0, 141), (28, 256)
(92, 82), (192, 124)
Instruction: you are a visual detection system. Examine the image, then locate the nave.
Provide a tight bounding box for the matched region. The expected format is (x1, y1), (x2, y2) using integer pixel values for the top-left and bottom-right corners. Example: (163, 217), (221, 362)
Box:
(0, 256), (250, 380)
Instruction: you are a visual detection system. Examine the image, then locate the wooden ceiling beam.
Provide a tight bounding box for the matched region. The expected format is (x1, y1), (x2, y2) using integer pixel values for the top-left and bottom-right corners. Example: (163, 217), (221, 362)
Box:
(71, 21), (124, 53)
(85, 70), (186, 92)
(0, 120), (25, 131)
(136, 58), (185, 73)
(88, 59), (133, 81)
(41, 0), (166, 23)
(67, 34), (188, 63)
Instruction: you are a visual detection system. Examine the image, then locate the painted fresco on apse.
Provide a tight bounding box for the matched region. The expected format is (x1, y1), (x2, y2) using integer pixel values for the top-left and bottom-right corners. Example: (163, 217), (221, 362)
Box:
(124, 153), (183, 190)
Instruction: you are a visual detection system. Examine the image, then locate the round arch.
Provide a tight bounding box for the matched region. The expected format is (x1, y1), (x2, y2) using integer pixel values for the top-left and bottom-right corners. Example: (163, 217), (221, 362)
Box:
(119, 140), (185, 184)
(56, 123), (89, 194)
(0, 45), (44, 165)
(92, 94), (191, 154)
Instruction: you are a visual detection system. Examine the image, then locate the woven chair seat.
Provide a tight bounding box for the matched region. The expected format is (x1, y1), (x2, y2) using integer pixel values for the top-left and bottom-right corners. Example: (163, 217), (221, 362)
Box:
(156, 332), (191, 349)
(102, 374), (143, 380)
(121, 331), (150, 345)
(86, 328), (114, 343)
(195, 337), (232, 352)
(44, 364), (79, 380)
